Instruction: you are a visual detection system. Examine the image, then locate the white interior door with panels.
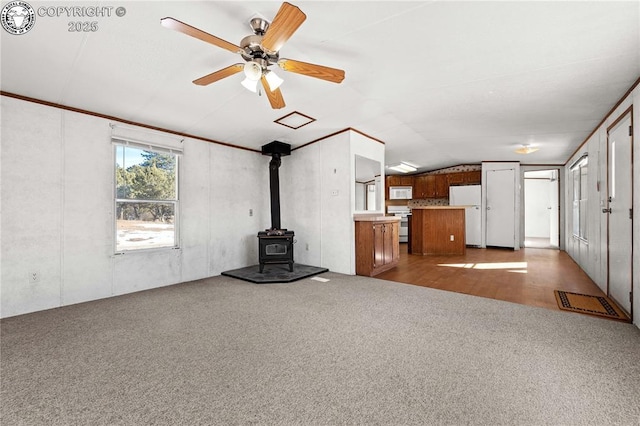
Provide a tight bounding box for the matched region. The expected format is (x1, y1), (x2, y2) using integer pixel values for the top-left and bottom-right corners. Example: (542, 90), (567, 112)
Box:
(606, 111), (633, 317)
(484, 168), (519, 249)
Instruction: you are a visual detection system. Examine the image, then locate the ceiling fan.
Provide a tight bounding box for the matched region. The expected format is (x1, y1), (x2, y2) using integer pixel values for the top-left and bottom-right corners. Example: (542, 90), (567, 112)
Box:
(161, 2), (345, 109)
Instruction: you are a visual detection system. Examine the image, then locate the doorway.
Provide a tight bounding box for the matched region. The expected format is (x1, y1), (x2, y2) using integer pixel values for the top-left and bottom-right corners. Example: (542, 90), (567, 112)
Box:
(606, 108), (633, 318)
(524, 169), (560, 249)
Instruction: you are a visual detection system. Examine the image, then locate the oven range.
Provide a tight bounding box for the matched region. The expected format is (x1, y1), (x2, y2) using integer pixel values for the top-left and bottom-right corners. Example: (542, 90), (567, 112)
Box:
(387, 206), (411, 243)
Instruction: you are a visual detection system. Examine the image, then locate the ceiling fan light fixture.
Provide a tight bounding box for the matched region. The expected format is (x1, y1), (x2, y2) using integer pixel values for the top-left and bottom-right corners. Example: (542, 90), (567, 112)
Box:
(515, 144), (539, 154)
(241, 77), (259, 93)
(264, 70), (284, 91)
(243, 61), (263, 81)
(388, 162), (417, 173)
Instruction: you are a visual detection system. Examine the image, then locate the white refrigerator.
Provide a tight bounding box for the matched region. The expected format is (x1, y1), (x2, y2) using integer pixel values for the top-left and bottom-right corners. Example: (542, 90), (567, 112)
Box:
(449, 185), (482, 247)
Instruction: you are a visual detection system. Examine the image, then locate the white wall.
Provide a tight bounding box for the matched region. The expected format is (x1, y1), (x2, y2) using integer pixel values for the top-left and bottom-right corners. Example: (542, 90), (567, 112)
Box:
(281, 132), (352, 274)
(280, 130), (384, 275)
(280, 142), (322, 268)
(1, 96), (268, 318)
(0, 98), (384, 317)
(564, 83), (639, 328)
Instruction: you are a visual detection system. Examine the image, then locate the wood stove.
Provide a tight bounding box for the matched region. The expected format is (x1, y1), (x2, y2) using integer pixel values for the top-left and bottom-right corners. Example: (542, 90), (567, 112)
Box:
(258, 230), (294, 273)
(258, 141), (295, 273)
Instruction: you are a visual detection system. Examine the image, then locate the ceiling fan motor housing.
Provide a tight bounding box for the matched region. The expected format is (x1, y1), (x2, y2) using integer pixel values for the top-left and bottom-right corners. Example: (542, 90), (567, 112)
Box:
(249, 17), (269, 35)
(241, 18), (279, 66)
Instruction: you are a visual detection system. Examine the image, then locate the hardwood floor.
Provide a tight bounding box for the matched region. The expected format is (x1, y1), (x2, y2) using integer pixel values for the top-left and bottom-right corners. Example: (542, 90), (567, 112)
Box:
(376, 243), (605, 312)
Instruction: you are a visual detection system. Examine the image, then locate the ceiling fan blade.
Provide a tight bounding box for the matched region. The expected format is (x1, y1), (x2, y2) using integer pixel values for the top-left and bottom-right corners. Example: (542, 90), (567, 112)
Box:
(161, 17), (243, 55)
(193, 64), (244, 86)
(261, 2), (306, 54)
(261, 76), (286, 109)
(278, 59), (345, 83)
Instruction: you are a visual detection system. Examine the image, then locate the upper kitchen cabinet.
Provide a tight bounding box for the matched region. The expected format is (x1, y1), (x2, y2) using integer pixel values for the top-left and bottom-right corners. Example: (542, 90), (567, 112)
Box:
(413, 175), (435, 198)
(465, 170), (481, 184)
(387, 175), (414, 187)
(448, 171), (482, 186)
(407, 166), (482, 201)
(447, 172), (466, 186)
(434, 174), (449, 197)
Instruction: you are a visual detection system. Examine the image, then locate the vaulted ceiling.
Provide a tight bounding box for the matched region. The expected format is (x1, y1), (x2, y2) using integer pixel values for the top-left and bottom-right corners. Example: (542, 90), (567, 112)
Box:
(2, 1), (639, 173)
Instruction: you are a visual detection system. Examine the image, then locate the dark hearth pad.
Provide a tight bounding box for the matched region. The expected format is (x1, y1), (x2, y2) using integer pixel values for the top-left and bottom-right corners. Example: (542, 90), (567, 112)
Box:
(221, 264), (329, 284)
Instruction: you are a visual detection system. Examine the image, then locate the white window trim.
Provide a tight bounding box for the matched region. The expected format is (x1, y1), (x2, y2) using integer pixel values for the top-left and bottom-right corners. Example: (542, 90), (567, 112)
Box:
(113, 140), (181, 254)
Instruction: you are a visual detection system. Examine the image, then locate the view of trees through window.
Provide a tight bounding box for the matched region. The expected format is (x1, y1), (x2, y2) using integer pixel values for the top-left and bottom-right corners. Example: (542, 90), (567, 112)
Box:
(115, 143), (178, 251)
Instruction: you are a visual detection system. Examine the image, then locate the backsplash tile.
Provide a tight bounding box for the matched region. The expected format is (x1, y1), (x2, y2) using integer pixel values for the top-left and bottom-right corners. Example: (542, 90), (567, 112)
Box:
(409, 198), (449, 207)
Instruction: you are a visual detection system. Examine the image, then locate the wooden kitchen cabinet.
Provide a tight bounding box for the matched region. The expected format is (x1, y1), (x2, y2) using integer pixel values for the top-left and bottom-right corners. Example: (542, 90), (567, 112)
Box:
(464, 170), (482, 184)
(447, 172), (465, 185)
(386, 175), (401, 187)
(434, 174), (449, 197)
(386, 175), (413, 187)
(398, 175), (414, 186)
(355, 219), (400, 276)
(413, 175), (435, 198)
(410, 169), (481, 200)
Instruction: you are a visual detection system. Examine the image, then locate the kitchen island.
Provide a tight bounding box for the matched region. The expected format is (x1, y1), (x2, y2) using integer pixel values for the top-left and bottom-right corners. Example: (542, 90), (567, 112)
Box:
(410, 206), (467, 255)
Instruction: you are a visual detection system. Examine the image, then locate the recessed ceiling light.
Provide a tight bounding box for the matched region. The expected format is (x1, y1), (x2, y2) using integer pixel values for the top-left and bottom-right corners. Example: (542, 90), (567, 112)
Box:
(515, 144), (539, 154)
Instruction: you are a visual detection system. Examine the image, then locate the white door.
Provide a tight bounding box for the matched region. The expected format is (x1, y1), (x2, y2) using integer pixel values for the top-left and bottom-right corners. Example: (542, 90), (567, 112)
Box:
(549, 171), (559, 248)
(486, 169), (515, 247)
(607, 113), (633, 315)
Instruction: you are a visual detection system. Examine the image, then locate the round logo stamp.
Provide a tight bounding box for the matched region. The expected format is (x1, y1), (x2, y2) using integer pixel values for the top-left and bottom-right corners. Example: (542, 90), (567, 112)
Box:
(1, 1), (35, 35)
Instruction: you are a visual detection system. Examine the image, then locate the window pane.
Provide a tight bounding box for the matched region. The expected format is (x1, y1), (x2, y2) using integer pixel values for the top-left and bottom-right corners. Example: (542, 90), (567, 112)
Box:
(610, 141), (616, 199)
(116, 146), (177, 200)
(580, 166), (588, 201)
(579, 199), (588, 239)
(579, 165), (588, 240)
(116, 202), (176, 251)
(572, 200), (580, 237)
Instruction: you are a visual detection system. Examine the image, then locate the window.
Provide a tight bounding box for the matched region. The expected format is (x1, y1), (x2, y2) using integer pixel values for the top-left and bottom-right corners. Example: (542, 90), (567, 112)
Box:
(570, 154), (588, 241)
(114, 141), (179, 252)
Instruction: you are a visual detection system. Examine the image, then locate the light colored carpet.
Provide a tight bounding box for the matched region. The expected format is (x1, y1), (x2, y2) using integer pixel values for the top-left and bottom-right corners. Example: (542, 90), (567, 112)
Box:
(1, 272), (639, 425)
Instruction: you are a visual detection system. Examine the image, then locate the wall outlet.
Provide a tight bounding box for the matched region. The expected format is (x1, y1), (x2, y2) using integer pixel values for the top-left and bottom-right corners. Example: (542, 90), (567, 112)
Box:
(249, 209), (253, 217)
(306, 243), (309, 251)
(29, 271), (40, 283)
(450, 235), (455, 241)
(331, 190), (339, 196)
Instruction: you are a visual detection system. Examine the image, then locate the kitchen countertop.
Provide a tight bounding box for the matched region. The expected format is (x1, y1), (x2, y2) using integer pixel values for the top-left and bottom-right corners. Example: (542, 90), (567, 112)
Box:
(410, 205), (470, 209)
(353, 214), (402, 222)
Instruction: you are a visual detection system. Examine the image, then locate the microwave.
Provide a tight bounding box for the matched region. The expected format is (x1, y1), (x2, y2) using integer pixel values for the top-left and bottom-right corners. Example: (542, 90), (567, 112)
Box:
(389, 186), (413, 199)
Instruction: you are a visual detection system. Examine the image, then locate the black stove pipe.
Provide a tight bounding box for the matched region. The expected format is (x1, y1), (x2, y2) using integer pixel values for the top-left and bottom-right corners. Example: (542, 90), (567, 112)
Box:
(268, 153), (282, 230)
(261, 141), (291, 232)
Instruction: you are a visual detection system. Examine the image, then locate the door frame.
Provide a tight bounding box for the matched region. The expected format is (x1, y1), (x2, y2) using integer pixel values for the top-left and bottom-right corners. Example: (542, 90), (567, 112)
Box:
(520, 166), (564, 250)
(522, 168), (561, 249)
(606, 105), (634, 320)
